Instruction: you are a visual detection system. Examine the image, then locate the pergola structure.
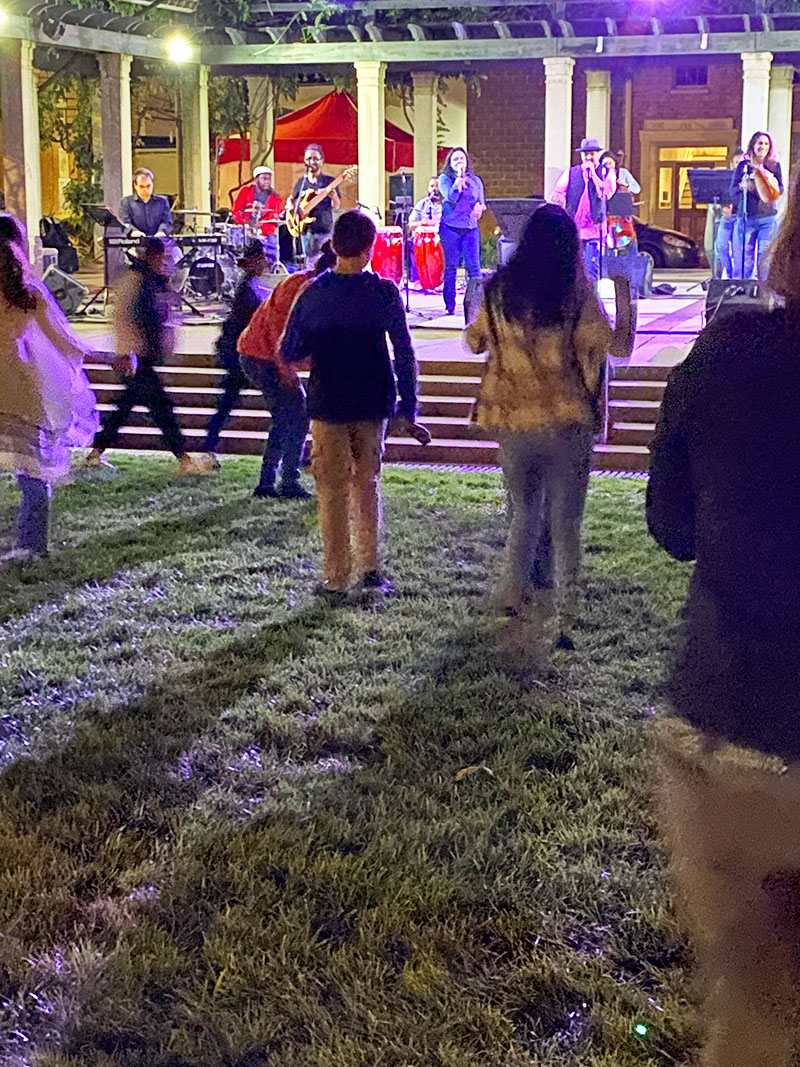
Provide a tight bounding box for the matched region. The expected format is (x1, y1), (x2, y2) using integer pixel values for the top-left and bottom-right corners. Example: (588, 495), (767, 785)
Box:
(2, 0), (800, 257)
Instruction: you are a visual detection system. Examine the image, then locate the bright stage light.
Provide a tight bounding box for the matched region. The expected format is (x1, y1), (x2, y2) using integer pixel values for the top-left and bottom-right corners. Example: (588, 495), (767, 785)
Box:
(0, 8), (9, 27)
(164, 32), (195, 63)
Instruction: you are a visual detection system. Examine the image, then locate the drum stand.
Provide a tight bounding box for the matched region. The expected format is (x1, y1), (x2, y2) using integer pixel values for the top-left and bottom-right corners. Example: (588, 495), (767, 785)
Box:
(393, 189), (414, 312)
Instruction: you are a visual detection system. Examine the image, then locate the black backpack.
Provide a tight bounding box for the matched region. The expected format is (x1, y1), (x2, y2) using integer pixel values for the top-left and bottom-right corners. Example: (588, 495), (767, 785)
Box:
(40, 216), (79, 274)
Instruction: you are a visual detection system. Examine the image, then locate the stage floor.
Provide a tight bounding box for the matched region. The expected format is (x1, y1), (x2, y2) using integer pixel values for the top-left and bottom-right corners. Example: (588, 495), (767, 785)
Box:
(71, 269), (706, 369)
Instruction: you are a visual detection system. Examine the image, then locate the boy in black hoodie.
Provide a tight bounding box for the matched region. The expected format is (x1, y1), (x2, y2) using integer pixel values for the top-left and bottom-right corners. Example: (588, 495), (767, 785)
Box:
(282, 211), (419, 598)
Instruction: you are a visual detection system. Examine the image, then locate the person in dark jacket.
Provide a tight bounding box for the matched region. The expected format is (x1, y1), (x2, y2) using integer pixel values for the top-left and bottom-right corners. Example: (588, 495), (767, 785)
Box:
(201, 240), (270, 462)
(85, 238), (201, 474)
(281, 210), (418, 599)
(647, 171), (800, 1067)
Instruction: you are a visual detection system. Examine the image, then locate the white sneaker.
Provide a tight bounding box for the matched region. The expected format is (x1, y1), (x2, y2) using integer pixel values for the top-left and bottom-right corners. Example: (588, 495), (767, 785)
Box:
(0, 547), (44, 567)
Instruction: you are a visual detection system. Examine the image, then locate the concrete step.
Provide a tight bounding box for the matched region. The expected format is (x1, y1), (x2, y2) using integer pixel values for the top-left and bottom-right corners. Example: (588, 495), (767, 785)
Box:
(607, 422), (656, 447)
(610, 363), (673, 382)
(608, 398), (663, 423)
(608, 380), (666, 402)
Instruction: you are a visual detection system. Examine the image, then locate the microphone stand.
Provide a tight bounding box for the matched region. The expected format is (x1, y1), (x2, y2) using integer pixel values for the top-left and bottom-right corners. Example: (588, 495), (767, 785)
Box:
(396, 170), (412, 312)
(739, 159), (751, 280)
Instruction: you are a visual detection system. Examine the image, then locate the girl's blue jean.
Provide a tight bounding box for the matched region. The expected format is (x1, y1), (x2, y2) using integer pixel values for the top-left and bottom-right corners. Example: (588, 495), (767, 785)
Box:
(734, 215), (778, 279)
(16, 473), (50, 555)
(439, 223), (481, 313)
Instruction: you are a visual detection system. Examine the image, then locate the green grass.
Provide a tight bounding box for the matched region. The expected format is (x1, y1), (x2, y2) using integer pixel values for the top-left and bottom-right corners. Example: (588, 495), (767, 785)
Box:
(0, 458), (695, 1067)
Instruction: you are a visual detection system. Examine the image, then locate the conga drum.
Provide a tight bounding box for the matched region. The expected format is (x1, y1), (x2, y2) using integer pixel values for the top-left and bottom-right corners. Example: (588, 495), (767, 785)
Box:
(371, 227), (403, 283)
(413, 225), (444, 290)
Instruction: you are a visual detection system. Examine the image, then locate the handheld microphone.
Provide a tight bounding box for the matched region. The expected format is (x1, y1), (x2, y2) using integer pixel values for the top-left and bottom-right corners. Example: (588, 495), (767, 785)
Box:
(400, 167), (407, 185)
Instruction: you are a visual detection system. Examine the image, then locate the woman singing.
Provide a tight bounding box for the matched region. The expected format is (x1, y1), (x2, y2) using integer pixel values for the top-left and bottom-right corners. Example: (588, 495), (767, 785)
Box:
(438, 147), (486, 316)
(729, 131), (783, 278)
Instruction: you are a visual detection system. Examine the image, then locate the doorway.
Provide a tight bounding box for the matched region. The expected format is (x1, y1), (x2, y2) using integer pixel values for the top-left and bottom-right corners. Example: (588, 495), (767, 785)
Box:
(656, 146), (729, 250)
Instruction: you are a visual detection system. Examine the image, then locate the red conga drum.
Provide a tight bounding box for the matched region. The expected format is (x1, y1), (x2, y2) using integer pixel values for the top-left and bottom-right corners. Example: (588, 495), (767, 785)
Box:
(413, 225), (444, 290)
(371, 227), (403, 283)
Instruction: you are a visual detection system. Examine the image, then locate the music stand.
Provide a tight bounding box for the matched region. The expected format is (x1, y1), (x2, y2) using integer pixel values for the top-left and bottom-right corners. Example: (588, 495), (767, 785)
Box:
(79, 204), (124, 314)
(687, 169), (734, 279)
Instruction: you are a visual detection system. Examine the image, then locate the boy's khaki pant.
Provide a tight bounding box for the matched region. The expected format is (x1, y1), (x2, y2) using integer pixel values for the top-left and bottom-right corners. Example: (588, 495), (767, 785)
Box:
(657, 720), (800, 1067)
(310, 419), (385, 590)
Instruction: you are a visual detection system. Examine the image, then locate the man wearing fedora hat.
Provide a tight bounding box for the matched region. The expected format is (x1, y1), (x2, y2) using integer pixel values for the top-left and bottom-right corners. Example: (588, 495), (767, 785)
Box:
(550, 136), (617, 282)
(231, 166), (283, 262)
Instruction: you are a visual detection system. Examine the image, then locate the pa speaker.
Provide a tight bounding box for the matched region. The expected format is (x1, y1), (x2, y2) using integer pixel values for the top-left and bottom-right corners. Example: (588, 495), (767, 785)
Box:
(42, 265), (88, 316)
(603, 254), (652, 299)
(705, 278), (778, 323)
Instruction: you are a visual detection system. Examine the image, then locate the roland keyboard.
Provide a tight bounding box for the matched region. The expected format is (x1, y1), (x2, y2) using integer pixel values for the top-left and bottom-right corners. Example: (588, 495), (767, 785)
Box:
(104, 234), (225, 249)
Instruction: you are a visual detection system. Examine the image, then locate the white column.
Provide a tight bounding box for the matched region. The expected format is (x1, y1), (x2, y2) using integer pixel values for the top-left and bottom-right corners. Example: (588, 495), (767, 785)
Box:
(355, 61), (386, 218)
(247, 76), (275, 168)
(412, 72), (438, 200)
(0, 40), (42, 260)
(585, 69), (611, 150)
(741, 52), (773, 147)
(98, 52), (133, 213)
(769, 64), (794, 198)
(543, 56), (575, 199)
(180, 65), (211, 215)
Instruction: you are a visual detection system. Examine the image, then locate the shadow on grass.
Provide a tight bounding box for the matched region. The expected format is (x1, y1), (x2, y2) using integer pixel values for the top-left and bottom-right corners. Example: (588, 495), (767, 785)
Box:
(0, 495), (315, 625)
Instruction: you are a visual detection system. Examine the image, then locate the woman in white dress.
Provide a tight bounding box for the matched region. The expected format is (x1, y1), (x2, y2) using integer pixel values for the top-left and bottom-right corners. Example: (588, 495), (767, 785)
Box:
(0, 215), (98, 562)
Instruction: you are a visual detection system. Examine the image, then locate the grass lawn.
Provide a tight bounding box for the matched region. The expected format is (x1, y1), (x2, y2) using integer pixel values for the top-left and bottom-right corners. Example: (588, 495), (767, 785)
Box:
(0, 458), (695, 1067)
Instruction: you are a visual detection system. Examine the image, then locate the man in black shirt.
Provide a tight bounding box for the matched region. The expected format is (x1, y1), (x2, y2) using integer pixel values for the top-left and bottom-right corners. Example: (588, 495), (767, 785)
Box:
(119, 168), (173, 238)
(201, 240), (270, 461)
(288, 144), (341, 263)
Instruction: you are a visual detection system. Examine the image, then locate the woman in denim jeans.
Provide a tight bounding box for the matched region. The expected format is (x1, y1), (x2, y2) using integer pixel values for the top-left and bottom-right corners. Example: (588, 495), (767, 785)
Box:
(465, 205), (633, 649)
(729, 131), (783, 279)
(438, 147), (486, 315)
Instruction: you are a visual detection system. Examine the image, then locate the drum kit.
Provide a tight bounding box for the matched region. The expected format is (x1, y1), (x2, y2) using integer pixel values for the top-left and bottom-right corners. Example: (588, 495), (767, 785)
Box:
(172, 210), (287, 303)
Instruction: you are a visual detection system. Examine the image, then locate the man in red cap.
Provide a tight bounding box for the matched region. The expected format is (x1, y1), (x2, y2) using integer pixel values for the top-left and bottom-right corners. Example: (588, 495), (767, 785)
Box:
(231, 166), (283, 262)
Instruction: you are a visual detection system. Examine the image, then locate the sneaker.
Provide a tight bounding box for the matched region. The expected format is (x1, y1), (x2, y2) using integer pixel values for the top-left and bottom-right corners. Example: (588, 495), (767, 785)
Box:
(361, 570), (395, 596)
(279, 482), (312, 500)
(84, 449), (115, 471)
(203, 453), (222, 471)
(253, 483), (278, 499)
(0, 547), (46, 568)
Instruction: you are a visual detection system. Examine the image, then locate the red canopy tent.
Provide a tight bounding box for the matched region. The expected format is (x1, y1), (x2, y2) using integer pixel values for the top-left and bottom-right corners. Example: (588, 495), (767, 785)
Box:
(215, 91), (412, 171)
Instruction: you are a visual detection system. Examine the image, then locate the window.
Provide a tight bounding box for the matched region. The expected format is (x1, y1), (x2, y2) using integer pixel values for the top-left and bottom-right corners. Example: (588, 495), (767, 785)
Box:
(675, 66), (708, 87)
(659, 167), (672, 209)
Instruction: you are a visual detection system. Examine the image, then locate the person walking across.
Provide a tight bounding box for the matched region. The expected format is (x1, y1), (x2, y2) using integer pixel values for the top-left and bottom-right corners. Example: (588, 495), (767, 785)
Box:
(0, 215), (98, 563)
(85, 238), (202, 474)
(465, 204), (633, 646)
(201, 240), (270, 464)
(281, 211), (419, 599)
(236, 245), (340, 499)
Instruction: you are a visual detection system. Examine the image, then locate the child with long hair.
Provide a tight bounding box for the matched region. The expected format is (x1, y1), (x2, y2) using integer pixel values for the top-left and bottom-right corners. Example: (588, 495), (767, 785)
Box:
(0, 215), (97, 563)
(466, 204), (633, 645)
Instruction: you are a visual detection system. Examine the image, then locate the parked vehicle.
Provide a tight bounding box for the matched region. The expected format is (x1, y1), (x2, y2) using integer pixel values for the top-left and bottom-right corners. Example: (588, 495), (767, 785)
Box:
(634, 219), (699, 269)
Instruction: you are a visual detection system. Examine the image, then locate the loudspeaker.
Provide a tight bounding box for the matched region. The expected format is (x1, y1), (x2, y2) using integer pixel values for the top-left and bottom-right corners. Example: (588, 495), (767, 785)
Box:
(487, 197), (547, 243)
(603, 253), (652, 299)
(42, 265), (88, 316)
(704, 278), (778, 323)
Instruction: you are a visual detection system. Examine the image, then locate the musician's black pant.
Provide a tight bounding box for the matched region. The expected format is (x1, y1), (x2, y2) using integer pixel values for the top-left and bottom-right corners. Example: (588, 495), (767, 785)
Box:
(202, 361), (248, 453)
(94, 363), (186, 457)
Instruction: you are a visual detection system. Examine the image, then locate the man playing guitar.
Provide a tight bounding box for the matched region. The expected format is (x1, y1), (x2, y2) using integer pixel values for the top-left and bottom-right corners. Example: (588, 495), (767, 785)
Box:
(287, 144), (341, 263)
(231, 165), (283, 262)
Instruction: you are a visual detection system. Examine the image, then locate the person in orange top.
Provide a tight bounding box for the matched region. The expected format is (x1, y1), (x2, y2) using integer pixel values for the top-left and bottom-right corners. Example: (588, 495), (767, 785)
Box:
(231, 166), (283, 263)
(237, 243), (337, 498)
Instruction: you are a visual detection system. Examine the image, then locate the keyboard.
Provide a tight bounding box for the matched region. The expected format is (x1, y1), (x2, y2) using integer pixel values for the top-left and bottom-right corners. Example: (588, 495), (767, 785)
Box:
(104, 234), (225, 249)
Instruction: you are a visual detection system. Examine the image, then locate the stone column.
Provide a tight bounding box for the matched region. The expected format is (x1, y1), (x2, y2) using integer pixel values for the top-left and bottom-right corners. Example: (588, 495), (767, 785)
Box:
(0, 40), (42, 260)
(246, 77), (275, 169)
(768, 64), (794, 197)
(543, 56), (575, 199)
(412, 72), (438, 201)
(741, 52), (773, 148)
(355, 61), (387, 218)
(98, 53), (133, 213)
(585, 69), (611, 151)
(180, 65), (211, 215)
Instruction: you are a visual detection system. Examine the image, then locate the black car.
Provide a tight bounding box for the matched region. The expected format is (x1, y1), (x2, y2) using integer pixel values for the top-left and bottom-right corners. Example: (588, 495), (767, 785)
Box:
(634, 219), (700, 269)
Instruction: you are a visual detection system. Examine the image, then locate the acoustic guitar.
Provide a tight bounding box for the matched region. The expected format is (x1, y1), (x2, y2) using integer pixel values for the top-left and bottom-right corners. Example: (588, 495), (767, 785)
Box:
(285, 166), (358, 239)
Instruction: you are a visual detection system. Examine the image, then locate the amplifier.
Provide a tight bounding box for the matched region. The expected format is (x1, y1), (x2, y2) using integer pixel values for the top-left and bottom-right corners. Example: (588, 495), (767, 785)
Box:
(705, 279), (779, 323)
(603, 253), (652, 299)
